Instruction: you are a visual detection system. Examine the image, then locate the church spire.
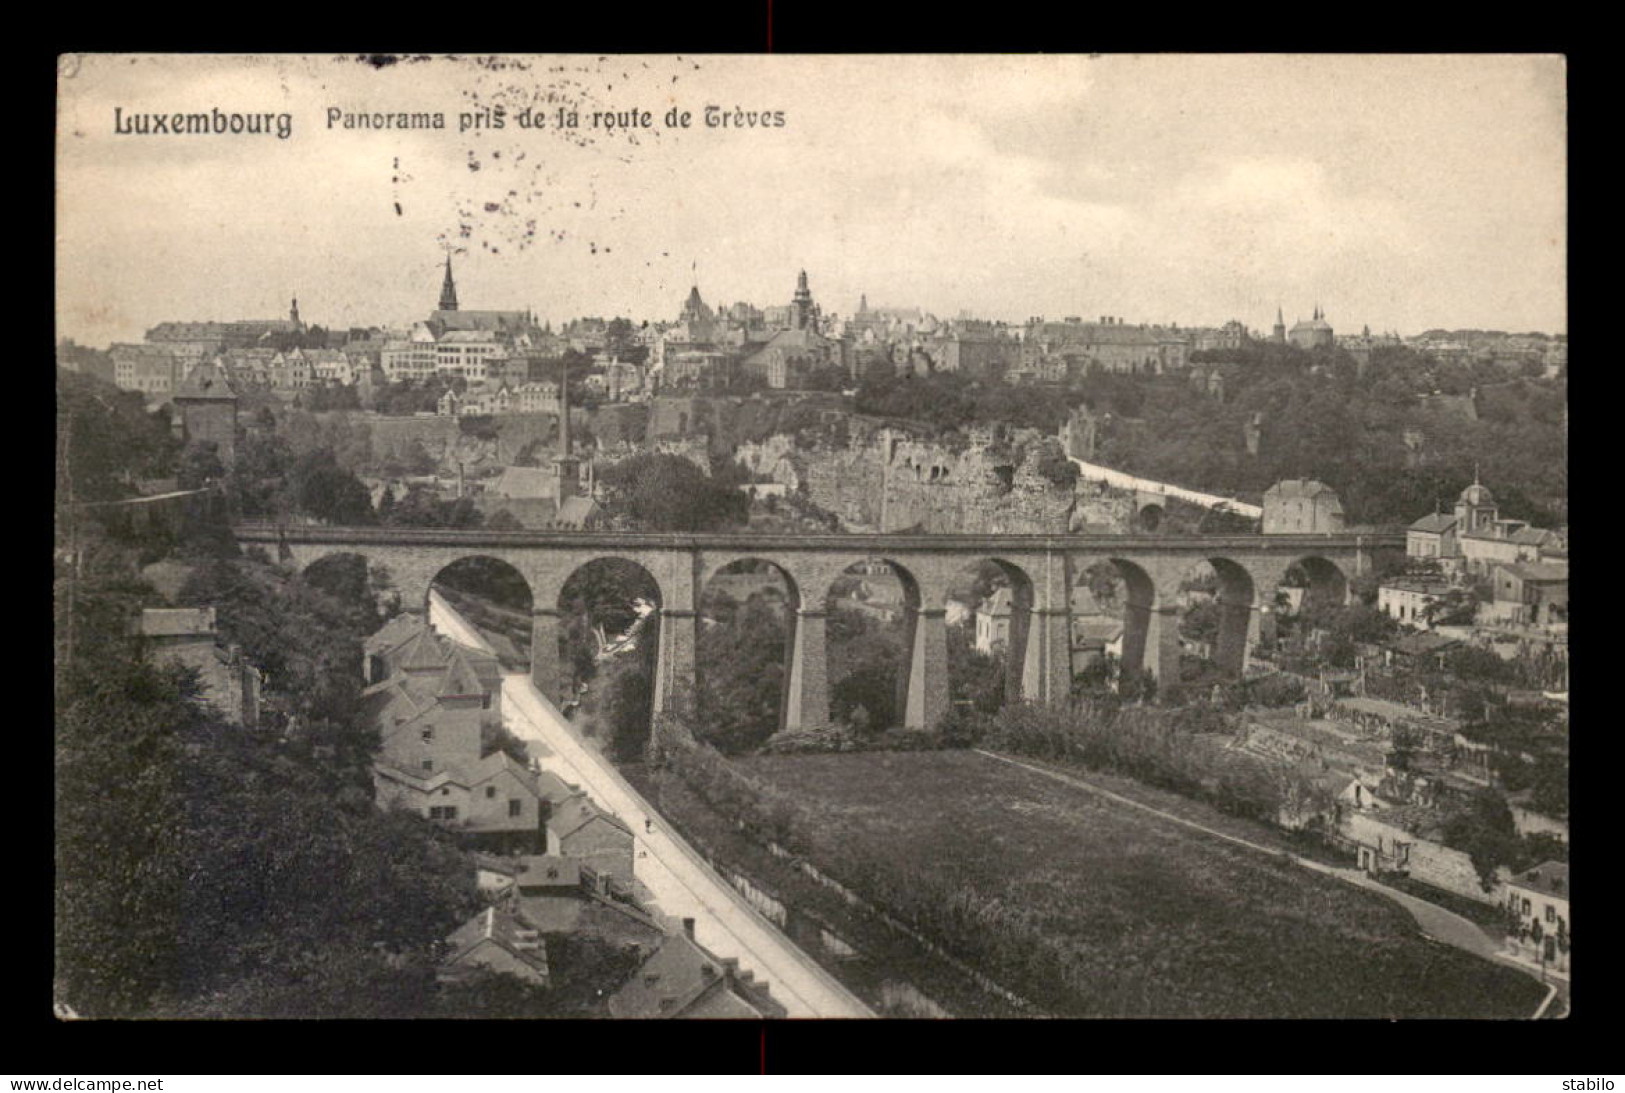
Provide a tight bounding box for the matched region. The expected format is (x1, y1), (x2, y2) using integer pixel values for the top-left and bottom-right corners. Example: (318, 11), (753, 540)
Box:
(439, 253), (459, 312)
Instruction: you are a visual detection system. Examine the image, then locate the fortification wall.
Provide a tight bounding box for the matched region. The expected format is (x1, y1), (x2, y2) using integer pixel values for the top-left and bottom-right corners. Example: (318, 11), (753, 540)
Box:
(800, 432), (1134, 534)
(363, 412), (566, 471)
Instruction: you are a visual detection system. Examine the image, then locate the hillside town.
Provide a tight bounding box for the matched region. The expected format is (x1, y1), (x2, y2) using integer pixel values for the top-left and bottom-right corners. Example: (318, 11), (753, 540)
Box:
(58, 251), (1571, 1015)
(55, 54), (1569, 1030)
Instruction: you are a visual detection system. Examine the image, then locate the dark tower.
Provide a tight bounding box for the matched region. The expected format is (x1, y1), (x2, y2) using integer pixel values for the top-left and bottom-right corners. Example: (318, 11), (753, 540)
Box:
(439, 254), (460, 312)
(173, 359), (239, 469)
(290, 296), (301, 327)
(1272, 306), (1286, 345)
(791, 269), (815, 331)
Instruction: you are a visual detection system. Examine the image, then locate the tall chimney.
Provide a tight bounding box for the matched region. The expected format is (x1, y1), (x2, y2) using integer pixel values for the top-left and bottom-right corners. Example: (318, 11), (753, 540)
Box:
(558, 356), (572, 458)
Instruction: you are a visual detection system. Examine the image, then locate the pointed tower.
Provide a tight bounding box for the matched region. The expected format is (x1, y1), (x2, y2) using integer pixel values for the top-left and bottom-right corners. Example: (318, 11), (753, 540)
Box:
(1273, 306), (1286, 345)
(791, 269), (815, 331)
(438, 254), (459, 312)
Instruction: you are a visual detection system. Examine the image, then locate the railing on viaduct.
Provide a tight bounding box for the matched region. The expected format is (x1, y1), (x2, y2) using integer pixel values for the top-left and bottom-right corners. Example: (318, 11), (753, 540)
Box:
(234, 522), (1404, 732)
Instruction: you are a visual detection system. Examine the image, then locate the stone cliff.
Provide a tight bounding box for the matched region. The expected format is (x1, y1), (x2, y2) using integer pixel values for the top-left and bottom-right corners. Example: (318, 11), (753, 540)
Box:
(749, 424), (1135, 534)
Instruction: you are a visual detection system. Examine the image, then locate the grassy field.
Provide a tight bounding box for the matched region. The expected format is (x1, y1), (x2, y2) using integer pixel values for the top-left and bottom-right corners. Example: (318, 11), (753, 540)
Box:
(733, 749), (1544, 1019)
(623, 764), (1032, 1018)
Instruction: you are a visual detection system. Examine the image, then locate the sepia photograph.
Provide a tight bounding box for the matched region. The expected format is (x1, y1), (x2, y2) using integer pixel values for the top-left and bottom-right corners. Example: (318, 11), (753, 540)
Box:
(54, 53), (1568, 1025)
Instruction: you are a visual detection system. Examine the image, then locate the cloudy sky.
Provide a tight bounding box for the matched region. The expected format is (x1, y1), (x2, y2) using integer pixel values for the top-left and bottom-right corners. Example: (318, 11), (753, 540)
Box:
(56, 53), (1566, 346)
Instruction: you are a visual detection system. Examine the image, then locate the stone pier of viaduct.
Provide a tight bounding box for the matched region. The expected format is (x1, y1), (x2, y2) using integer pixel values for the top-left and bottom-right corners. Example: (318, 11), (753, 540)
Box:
(234, 523), (1402, 733)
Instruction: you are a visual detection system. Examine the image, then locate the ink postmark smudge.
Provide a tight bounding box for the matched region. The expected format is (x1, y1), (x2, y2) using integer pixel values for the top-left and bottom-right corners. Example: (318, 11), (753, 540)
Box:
(376, 54), (712, 276)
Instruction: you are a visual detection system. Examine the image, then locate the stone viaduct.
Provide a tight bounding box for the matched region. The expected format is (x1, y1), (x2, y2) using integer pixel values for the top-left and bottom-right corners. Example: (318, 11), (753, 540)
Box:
(234, 523), (1402, 734)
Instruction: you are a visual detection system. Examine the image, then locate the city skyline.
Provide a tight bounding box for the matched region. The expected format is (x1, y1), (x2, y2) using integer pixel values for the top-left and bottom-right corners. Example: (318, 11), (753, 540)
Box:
(57, 54), (1567, 345)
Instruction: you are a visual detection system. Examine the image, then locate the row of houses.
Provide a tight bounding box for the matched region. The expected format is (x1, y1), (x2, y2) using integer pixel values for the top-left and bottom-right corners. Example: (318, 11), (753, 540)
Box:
(361, 610), (786, 1016)
(1232, 671), (1570, 975)
(445, 855), (787, 1016)
(1406, 478), (1567, 578)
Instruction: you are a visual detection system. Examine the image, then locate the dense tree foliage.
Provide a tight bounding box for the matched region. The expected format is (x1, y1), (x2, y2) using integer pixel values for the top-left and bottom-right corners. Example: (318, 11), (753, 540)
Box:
(432, 556), (533, 613)
(382, 484), (483, 529)
(1091, 349), (1565, 525)
(54, 581), (478, 1017)
(598, 453), (748, 532)
(947, 623), (1005, 715)
(603, 317), (648, 365)
(372, 378), (451, 417)
(848, 344), (1565, 528)
(175, 441), (227, 491)
(299, 383), (362, 412)
(827, 606), (905, 731)
(600, 657), (656, 762)
(292, 449), (377, 524)
(696, 596), (790, 753)
(177, 556), (376, 755)
(56, 370), (179, 505)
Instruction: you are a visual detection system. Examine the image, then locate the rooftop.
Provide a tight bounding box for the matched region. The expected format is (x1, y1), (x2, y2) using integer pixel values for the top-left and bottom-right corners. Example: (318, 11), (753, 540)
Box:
(137, 606), (217, 638)
(1265, 479), (1338, 500)
(1384, 631), (1462, 657)
(1499, 561), (1569, 583)
(1509, 860), (1569, 899)
(1381, 578), (1454, 595)
(515, 854), (583, 890)
(1408, 512), (1459, 534)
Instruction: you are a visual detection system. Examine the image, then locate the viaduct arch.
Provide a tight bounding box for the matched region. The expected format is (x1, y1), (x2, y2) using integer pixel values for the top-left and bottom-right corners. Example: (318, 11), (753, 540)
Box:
(258, 524), (1399, 733)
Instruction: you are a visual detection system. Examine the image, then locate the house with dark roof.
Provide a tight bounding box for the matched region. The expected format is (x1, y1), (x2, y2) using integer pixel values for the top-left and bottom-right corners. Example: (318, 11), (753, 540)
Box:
(133, 607), (261, 727)
(1406, 511), (1459, 562)
(1380, 631), (1462, 671)
(374, 749), (549, 854)
(608, 924), (788, 1019)
(509, 854), (668, 950)
(549, 793), (636, 883)
(364, 609), (432, 682)
(440, 903), (550, 987)
(553, 494), (606, 529)
(491, 465), (557, 502)
(740, 326), (837, 389)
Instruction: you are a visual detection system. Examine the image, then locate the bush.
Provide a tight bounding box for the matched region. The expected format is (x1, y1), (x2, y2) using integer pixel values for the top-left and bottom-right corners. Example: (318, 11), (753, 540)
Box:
(978, 700), (1294, 825)
(1244, 673), (1307, 708)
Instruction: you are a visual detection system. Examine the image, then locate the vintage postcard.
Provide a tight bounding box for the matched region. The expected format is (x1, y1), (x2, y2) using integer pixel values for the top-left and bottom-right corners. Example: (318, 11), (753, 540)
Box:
(55, 54), (1566, 1023)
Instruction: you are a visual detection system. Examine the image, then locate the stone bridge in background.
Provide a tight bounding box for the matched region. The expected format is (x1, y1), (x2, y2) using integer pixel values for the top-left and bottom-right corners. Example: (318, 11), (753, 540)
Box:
(234, 523), (1403, 733)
